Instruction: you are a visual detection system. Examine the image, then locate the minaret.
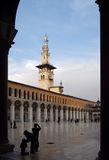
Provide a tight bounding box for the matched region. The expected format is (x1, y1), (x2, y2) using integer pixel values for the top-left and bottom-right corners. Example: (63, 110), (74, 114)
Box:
(36, 34), (56, 90)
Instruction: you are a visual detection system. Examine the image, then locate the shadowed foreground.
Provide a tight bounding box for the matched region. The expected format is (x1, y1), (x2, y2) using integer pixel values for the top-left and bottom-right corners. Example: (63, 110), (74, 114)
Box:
(0, 121), (100, 160)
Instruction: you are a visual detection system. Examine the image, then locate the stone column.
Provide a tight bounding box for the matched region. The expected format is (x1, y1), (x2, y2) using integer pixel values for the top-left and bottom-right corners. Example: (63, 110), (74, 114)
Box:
(73, 110), (75, 121)
(86, 111), (89, 121)
(82, 110), (84, 121)
(76, 110), (79, 119)
(10, 102), (15, 122)
(81, 110), (83, 121)
(0, 39), (10, 145)
(28, 106), (33, 122)
(66, 108), (68, 121)
(56, 108), (58, 121)
(60, 107), (63, 121)
(37, 106), (41, 122)
(95, 1), (109, 159)
(50, 107), (53, 122)
(45, 106), (47, 121)
(79, 110), (81, 121)
(20, 105), (24, 122)
(0, 0), (20, 153)
(70, 110), (72, 120)
(75, 110), (77, 120)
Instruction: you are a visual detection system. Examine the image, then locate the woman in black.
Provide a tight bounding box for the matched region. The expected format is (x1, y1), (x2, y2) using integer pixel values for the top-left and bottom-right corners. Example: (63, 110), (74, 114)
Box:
(32, 123), (41, 152)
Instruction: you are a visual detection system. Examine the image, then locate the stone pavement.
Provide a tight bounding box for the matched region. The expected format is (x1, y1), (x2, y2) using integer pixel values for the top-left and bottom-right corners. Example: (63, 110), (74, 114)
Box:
(0, 121), (100, 160)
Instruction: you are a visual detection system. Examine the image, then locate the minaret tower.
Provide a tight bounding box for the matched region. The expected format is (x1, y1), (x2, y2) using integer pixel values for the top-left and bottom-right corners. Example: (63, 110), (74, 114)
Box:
(36, 34), (56, 90)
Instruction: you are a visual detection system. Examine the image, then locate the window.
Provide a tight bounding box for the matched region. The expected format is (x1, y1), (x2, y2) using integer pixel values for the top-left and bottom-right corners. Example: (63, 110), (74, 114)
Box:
(32, 92), (34, 100)
(36, 92), (38, 100)
(19, 89), (21, 98)
(14, 88), (17, 97)
(24, 90), (26, 99)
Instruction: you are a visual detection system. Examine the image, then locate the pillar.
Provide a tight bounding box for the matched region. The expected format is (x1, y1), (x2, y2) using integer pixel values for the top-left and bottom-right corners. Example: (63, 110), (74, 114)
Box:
(20, 105), (24, 122)
(96, 1), (109, 159)
(76, 110), (79, 119)
(79, 110), (81, 121)
(66, 108), (68, 121)
(50, 107), (53, 121)
(10, 102), (15, 122)
(56, 108), (58, 121)
(37, 106), (41, 122)
(45, 106), (47, 121)
(0, 0), (20, 153)
(70, 109), (72, 120)
(28, 106), (33, 122)
(73, 109), (75, 120)
(60, 108), (63, 121)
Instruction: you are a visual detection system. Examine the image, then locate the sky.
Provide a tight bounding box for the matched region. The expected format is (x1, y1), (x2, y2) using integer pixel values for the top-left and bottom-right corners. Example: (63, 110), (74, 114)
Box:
(8, 0), (100, 102)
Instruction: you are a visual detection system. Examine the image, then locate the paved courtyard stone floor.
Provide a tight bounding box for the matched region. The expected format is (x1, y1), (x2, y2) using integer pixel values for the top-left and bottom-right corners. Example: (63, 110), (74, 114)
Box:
(0, 121), (100, 160)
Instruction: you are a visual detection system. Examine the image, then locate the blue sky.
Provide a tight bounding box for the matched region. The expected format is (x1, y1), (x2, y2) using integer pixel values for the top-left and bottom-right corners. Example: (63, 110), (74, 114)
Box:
(8, 0), (100, 101)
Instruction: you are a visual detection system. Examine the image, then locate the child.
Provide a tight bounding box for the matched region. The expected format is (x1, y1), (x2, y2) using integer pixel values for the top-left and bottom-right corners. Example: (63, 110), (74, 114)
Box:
(20, 138), (29, 155)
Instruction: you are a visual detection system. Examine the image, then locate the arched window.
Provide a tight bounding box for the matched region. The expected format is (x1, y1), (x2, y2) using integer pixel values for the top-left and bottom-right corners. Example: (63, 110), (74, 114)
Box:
(19, 89), (21, 98)
(14, 88), (17, 97)
(36, 92), (38, 100)
(24, 90), (26, 99)
(32, 92), (34, 100)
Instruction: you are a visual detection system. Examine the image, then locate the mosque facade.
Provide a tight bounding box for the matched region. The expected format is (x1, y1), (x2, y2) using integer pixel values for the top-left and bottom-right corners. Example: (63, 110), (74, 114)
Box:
(8, 35), (96, 123)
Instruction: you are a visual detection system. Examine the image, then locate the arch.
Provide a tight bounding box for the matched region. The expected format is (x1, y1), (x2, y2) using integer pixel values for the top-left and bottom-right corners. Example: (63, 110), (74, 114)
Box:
(47, 104), (51, 121)
(58, 105), (61, 120)
(23, 101), (29, 122)
(42, 75), (45, 79)
(53, 105), (56, 121)
(32, 102), (38, 121)
(23, 101), (29, 107)
(15, 100), (21, 107)
(63, 106), (66, 121)
(15, 100), (21, 121)
(40, 103), (45, 122)
(40, 103), (45, 109)
(32, 102), (38, 109)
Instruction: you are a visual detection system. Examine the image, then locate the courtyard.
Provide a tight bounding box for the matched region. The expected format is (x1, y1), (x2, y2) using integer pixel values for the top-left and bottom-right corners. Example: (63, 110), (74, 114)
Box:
(0, 121), (100, 160)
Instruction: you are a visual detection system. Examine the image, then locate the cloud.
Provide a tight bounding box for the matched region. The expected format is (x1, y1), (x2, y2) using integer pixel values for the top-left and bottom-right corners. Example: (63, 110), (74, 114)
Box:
(54, 57), (100, 101)
(8, 56), (100, 101)
(8, 58), (39, 87)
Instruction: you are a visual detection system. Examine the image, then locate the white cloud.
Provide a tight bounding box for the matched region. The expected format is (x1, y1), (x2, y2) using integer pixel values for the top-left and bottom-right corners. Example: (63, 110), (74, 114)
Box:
(8, 56), (100, 101)
(8, 58), (39, 87)
(54, 57), (100, 101)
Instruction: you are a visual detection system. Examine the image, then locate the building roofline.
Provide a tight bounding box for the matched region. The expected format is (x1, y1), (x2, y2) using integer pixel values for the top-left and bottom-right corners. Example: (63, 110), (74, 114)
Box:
(8, 80), (95, 103)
